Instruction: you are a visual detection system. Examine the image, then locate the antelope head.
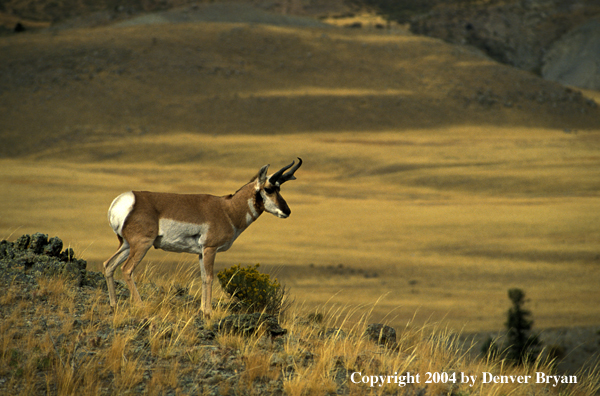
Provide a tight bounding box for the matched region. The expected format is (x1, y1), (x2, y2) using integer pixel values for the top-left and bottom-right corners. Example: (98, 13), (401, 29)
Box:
(255, 158), (302, 219)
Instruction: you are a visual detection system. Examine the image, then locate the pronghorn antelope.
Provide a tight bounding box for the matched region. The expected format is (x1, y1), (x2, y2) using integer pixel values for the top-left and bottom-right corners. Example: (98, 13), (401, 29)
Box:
(103, 158), (302, 318)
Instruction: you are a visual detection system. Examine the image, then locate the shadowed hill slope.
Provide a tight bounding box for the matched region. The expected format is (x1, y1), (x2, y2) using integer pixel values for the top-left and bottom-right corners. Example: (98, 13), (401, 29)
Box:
(1, 18), (598, 158)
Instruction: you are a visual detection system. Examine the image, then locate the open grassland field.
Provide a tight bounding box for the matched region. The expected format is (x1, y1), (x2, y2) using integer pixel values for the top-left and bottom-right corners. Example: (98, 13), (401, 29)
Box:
(1, 4), (600, 341)
(2, 128), (600, 335)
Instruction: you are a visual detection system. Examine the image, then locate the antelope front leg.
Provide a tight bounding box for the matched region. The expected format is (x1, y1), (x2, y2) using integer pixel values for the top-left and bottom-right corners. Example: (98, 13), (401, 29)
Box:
(200, 247), (217, 319)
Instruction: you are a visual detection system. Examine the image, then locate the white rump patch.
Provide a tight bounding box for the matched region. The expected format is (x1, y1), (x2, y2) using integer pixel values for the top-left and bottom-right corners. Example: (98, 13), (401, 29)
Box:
(108, 191), (135, 237)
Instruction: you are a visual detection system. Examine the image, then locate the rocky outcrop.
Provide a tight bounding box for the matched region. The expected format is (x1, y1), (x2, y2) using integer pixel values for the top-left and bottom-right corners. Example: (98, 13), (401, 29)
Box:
(410, 0), (600, 89)
(542, 19), (600, 90)
(364, 323), (397, 347)
(217, 312), (288, 337)
(0, 233), (88, 286)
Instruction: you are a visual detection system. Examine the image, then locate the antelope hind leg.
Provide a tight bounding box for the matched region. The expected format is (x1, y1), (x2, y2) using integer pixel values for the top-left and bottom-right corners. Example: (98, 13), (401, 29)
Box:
(103, 239), (130, 308)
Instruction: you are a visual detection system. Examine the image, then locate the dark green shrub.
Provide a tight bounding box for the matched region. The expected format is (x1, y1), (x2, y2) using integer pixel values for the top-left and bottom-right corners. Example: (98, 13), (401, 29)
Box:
(217, 264), (286, 315)
(505, 288), (541, 365)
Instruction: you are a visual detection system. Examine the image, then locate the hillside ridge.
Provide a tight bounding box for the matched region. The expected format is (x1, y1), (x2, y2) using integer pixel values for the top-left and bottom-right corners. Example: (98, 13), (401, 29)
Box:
(1, 16), (598, 159)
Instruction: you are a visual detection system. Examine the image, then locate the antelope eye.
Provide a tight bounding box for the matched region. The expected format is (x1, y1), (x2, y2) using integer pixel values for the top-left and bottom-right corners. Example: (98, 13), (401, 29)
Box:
(264, 186), (275, 194)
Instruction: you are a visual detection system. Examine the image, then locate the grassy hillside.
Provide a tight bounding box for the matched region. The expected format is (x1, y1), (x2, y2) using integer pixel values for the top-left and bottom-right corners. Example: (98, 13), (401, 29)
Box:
(1, 21), (598, 157)
(2, 255), (598, 396)
(1, 5), (599, 340)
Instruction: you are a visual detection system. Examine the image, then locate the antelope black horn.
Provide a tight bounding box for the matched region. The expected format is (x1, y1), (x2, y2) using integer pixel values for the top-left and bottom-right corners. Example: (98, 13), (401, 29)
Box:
(279, 157), (302, 183)
(269, 161), (294, 185)
(269, 158), (302, 185)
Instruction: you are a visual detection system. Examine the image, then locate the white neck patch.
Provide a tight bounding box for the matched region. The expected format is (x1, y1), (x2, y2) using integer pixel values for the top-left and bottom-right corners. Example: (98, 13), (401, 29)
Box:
(246, 198), (259, 226)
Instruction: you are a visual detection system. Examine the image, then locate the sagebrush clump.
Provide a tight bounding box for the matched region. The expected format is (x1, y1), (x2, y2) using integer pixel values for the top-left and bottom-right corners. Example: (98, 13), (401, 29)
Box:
(217, 264), (285, 315)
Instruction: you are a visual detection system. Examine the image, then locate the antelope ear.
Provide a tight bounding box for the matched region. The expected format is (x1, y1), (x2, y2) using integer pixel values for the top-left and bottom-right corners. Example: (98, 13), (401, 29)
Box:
(257, 164), (270, 188)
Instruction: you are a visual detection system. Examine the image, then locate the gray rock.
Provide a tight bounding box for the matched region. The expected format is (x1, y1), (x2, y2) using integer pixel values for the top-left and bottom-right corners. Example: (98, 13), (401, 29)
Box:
(364, 323), (397, 346)
(217, 313), (287, 337)
(43, 236), (63, 257)
(0, 234), (89, 287)
(542, 19), (600, 90)
(0, 240), (14, 260)
(15, 234), (30, 251)
(29, 233), (49, 254)
(320, 327), (346, 340)
(410, 0), (598, 88)
(84, 270), (108, 289)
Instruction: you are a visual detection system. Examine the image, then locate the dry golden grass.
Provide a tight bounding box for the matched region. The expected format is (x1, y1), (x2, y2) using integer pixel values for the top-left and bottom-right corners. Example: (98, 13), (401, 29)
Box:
(0, 269), (599, 395)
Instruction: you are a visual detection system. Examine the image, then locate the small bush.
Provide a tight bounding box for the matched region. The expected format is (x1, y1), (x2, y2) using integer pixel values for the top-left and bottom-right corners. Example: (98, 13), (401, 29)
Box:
(217, 264), (286, 315)
(505, 288), (541, 365)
